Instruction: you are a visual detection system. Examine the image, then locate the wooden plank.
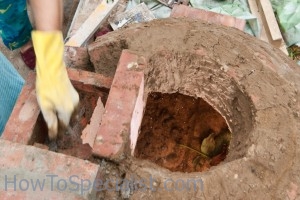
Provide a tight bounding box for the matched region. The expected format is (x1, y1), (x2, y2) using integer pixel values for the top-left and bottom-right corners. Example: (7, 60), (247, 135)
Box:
(63, 0), (80, 38)
(66, 0), (85, 39)
(248, 0), (268, 42)
(66, 0), (102, 39)
(257, 0), (282, 41)
(248, 0), (288, 55)
(66, 0), (121, 47)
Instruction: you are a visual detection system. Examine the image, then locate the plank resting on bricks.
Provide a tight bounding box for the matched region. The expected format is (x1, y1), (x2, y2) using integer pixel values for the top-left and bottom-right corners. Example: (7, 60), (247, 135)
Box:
(257, 0), (282, 41)
(65, 0), (121, 47)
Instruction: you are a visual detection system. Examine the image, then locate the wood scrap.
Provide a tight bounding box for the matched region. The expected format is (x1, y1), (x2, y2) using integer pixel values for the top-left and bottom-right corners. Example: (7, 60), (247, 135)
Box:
(257, 0), (282, 41)
(65, 0), (121, 47)
(81, 97), (104, 148)
(248, 0), (288, 55)
(63, 0), (80, 38)
(66, 0), (102, 39)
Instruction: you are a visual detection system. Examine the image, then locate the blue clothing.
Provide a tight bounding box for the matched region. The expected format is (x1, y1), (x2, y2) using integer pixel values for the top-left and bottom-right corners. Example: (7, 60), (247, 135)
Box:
(0, 0), (32, 50)
(0, 52), (24, 135)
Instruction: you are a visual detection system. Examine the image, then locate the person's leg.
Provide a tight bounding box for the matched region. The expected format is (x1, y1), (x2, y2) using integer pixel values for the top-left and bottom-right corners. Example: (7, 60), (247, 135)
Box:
(0, 52), (25, 135)
(0, 0), (32, 50)
(0, 0), (36, 69)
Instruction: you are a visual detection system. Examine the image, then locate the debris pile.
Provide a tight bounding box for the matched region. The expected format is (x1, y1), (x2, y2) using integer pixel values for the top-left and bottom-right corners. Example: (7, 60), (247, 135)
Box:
(65, 0), (300, 64)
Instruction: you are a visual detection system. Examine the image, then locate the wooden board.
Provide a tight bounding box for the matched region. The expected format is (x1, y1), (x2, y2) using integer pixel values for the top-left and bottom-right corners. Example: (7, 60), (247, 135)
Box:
(248, 0), (288, 55)
(66, 0), (102, 39)
(257, 0), (282, 41)
(65, 0), (121, 47)
(63, 0), (80, 38)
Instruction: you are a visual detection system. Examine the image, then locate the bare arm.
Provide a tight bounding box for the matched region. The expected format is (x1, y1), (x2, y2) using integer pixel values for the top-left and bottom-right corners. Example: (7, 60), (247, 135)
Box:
(29, 0), (79, 142)
(29, 0), (63, 31)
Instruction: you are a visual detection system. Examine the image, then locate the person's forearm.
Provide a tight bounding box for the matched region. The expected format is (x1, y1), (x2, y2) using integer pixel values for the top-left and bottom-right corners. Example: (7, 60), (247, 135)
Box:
(30, 0), (79, 142)
(29, 0), (63, 31)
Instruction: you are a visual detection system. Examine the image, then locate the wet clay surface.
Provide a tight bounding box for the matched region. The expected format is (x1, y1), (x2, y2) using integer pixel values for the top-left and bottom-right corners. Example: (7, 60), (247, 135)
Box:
(135, 92), (230, 172)
(88, 18), (300, 199)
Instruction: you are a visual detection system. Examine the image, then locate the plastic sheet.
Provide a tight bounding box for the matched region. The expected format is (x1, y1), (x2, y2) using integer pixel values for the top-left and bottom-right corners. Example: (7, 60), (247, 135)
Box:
(0, 52), (24, 135)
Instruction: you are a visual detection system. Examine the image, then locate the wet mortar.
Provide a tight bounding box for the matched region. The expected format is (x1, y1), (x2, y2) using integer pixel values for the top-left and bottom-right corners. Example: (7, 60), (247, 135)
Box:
(135, 92), (231, 172)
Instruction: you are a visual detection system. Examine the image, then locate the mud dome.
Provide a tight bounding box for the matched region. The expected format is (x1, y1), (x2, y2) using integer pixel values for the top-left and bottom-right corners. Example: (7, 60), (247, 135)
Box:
(87, 18), (300, 199)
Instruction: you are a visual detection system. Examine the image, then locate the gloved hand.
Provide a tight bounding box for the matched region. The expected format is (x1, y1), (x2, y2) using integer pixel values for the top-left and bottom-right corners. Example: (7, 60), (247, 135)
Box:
(31, 31), (79, 140)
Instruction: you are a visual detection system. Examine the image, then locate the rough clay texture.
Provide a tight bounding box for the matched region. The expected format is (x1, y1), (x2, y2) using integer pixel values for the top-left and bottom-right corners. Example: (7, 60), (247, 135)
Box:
(135, 92), (229, 173)
(88, 18), (300, 199)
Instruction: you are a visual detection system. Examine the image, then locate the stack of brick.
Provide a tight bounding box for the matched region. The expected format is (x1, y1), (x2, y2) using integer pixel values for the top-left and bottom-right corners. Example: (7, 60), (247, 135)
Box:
(0, 50), (147, 198)
(1, 68), (113, 198)
(171, 4), (246, 31)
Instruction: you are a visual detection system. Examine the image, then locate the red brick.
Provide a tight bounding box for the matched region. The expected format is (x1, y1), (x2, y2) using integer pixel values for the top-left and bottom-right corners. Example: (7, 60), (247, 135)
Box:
(0, 139), (100, 199)
(2, 68), (112, 145)
(1, 188), (85, 200)
(207, 10), (220, 24)
(81, 97), (105, 148)
(33, 142), (49, 150)
(2, 72), (39, 144)
(171, 4), (246, 31)
(67, 67), (113, 92)
(234, 17), (247, 31)
(92, 50), (146, 160)
(130, 76), (145, 155)
(64, 46), (93, 71)
(219, 14), (236, 27)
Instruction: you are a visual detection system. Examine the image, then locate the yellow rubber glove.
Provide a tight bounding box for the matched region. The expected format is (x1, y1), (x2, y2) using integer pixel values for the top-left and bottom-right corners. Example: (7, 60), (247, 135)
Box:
(32, 31), (79, 140)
